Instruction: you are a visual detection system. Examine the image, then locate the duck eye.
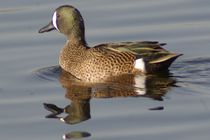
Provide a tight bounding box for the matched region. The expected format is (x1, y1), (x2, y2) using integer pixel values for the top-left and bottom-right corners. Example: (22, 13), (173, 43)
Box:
(57, 14), (60, 19)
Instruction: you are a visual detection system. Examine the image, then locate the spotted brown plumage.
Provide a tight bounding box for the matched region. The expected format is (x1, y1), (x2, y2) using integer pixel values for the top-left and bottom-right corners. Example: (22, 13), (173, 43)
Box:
(39, 5), (182, 82)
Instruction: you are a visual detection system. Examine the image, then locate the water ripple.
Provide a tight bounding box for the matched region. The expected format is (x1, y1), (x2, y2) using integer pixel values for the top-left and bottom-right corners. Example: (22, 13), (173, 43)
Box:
(172, 57), (210, 94)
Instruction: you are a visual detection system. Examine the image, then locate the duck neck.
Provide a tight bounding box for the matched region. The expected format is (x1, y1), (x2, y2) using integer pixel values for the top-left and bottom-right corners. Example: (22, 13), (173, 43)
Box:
(67, 22), (87, 47)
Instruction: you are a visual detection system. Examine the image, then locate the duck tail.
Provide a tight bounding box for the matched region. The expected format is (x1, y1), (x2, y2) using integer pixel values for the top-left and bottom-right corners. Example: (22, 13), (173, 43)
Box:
(146, 53), (183, 73)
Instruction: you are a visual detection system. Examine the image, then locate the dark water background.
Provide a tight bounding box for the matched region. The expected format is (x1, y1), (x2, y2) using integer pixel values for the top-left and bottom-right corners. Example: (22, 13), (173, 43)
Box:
(0, 0), (210, 140)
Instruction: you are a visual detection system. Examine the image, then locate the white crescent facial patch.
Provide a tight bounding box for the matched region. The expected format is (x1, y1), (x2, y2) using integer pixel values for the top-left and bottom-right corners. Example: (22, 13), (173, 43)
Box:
(52, 11), (59, 31)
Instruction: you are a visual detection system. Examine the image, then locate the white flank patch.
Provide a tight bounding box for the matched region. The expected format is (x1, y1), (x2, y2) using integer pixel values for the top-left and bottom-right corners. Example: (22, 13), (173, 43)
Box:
(134, 75), (146, 95)
(59, 117), (65, 122)
(52, 11), (59, 31)
(134, 58), (145, 72)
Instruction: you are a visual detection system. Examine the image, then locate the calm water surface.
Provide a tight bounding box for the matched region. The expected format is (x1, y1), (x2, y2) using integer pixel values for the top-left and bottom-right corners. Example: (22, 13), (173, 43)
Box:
(0, 0), (210, 140)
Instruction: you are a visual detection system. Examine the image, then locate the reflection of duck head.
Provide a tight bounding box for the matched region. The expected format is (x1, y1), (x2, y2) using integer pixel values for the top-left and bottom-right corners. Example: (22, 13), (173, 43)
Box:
(44, 97), (91, 125)
(60, 99), (90, 125)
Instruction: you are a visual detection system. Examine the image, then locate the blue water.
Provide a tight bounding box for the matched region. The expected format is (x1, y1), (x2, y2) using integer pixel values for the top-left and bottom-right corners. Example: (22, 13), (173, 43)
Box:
(0, 0), (210, 140)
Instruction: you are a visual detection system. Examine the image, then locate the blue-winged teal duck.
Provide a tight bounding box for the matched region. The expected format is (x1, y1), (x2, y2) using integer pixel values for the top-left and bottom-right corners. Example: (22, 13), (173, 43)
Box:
(39, 5), (182, 82)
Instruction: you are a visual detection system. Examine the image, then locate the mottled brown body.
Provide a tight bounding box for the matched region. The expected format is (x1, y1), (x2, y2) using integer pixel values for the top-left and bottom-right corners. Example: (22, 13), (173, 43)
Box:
(59, 41), (136, 82)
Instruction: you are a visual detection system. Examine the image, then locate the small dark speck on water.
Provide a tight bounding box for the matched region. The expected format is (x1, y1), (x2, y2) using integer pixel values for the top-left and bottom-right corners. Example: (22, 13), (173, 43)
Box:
(149, 106), (164, 111)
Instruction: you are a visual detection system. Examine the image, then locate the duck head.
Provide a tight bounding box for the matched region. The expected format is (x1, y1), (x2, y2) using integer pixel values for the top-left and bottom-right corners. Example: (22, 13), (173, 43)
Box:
(39, 5), (86, 43)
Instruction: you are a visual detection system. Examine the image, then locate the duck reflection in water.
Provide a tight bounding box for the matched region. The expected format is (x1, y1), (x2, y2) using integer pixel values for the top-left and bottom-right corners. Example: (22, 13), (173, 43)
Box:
(43, 67), (176, 126)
